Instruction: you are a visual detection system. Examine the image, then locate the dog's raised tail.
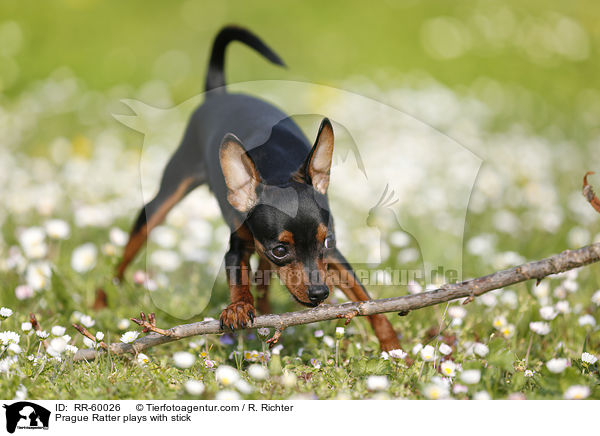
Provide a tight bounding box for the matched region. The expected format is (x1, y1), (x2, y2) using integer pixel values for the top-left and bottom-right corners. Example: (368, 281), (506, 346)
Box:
(205, 25), (285, 93)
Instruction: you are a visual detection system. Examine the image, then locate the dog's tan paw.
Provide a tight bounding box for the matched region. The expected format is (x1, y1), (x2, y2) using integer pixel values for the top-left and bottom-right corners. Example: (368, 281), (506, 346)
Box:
(219, 301), (256, 330)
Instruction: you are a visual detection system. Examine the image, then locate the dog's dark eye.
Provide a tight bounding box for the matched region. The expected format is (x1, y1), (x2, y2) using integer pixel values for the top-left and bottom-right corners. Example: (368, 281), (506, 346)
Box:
(271, 245), (289, 259)
(324, 235), (335, 249)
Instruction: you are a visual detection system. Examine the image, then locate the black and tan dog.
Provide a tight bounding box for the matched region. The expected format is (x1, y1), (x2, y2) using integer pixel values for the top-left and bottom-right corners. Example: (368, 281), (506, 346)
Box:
(116, 26), (400, 351)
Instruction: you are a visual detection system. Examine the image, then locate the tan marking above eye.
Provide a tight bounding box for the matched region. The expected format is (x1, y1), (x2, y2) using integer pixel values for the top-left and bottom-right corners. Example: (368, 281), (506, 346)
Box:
(316, 223), (328, 244)
(254, 239), (265, 255)
(278, 230), (295, 245)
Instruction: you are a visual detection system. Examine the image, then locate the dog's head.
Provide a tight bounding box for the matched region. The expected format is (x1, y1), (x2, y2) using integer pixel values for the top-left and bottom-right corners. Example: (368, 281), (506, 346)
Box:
(220, 118), (336, 307)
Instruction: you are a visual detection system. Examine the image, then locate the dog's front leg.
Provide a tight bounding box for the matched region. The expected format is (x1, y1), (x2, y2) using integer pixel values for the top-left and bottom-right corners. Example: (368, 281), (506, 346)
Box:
(326, 248), (401, 351)
(219, 230), (256, 330)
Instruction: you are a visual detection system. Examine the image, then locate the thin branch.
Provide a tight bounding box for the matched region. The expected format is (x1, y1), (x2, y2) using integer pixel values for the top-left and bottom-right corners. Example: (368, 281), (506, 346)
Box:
(30, 313), (48, 350)
(583, 171), (600, 213)
(72, 323), (108, 350)
(131, 312), (175, 336)
(72, 243), (600, 362)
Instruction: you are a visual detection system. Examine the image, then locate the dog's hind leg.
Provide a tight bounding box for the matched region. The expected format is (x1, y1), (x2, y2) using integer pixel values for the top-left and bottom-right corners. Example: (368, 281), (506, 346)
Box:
(116, 134), (205, 281)
(326, 248), (401, 351)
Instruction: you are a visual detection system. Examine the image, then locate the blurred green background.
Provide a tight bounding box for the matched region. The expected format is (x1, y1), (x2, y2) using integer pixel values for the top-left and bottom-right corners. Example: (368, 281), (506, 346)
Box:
(1, 0), (598, 138)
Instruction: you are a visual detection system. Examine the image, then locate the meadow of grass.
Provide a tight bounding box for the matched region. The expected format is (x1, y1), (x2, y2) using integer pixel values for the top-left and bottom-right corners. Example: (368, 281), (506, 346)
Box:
(1, 1), (600, 400)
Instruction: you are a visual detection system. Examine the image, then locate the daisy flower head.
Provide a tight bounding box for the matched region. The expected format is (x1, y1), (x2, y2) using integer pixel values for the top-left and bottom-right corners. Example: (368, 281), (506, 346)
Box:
(117, 318), (130, 330)
(448, 305), (467, 319)
(247, 364), (269, 380)
(26, 262), (52, 290)
(47, 337), (67, 356)
(366, 375), (389, 391)
(564, 385), (590, 400)
(423, 381), (449, 400)
(388, 349), (407, 359)
(71, 243), (97, 273)
(51, 326), (66, 336)
(184, 380), (205, 395)
(0, 307), (13, 318)
(473, 343), (489, 357)
(420, 345), (436, 362)
(15, 285), (34, 300)
(19, 227), (47, 259)
(79, 315), (95, 328)
(215, 390), (240, 400)
(235, 379), (253, 395)
(500, 324), (515, 338)
(555, 300), (570, 314)
(492, 315), (507, 330)
(581, 352), (598, 365)
(109, 227), (128, 247)
(440, 360), (457, 377)
(578, 314), (596, 328)
(546, 358), (568, 374)
(439, 343), (452, 356)
(173, 351), (196, 369)
(473, 391), (491, 400)
(529, 321), (551, 336)
(36, 330), (49, 339)
(453, 384), (468, 395)
(1, 331), (20, 345)
(322, 335), (335, 348)
(120, 331), (139, 344)
(215, 365), (240, 386)
(281, 371), (297, 387)
(460, 369), (481, 385)
(539, 306), (558, 321)
(45, 219), (70, 240)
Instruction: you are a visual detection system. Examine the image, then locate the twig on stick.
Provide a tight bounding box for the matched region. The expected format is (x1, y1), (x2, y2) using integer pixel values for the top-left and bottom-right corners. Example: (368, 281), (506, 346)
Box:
(72, 323), (108, 350)
(583, 172), (600, 213)
(29, 313), (48, 350)
(72, 242), (600, 362)
(131, 312), (175, 337)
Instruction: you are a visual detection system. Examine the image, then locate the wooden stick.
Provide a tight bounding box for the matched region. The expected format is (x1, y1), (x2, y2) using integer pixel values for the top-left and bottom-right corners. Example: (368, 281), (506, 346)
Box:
(583, 172), (600, 213)
(72, 242), (600, 362)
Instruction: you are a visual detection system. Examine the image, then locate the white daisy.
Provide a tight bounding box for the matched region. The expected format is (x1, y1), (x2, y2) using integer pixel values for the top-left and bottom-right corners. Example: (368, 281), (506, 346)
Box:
(184, 380), (205, 395)
(44, 219), (70, 240)
(366, 375), (389, 391)
(581, 352), (598, 365)
(440, 360), (457, 377)
(215, 365), (240, 386)
(460, 369), (481, 384)
(564, 385), (590, 400)
(71, 243), (97, 273)
(247, 364), (269, 380)
(546, 358), (568, 373)
(120, 331), (139, 344)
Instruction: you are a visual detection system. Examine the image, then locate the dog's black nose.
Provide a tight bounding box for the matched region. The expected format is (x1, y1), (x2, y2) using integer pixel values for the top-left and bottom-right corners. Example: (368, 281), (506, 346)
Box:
(308, 285), (329, 304)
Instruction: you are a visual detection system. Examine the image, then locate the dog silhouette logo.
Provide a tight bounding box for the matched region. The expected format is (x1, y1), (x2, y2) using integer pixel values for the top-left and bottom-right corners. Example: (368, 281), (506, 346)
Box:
(3, 402), (50, 433)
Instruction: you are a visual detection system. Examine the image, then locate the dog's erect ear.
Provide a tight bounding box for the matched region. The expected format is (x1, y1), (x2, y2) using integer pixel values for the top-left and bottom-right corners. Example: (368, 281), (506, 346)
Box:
(220, 133), (261, 212)
(301, 118), (334, 195)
